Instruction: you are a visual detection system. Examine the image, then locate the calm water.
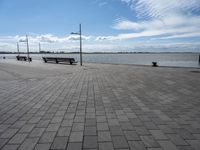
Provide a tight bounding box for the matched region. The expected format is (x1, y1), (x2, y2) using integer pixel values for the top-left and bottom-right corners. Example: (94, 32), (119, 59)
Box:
(1, 53), (200, 68)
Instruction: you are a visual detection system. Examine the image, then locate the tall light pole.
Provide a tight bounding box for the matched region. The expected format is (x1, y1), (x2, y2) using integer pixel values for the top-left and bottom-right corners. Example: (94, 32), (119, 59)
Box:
(39, 42), (41, 53)
(71, 24), (82, 66)
(26, 35), (30, 62)
(17, 42), (19, 57)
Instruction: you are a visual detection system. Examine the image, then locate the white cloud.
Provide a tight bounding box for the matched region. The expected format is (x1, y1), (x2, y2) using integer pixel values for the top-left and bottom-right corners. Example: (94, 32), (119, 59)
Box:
(112, 15), (200, 40)
(121, 0), (200, 19)
(110, 0), (200, 41)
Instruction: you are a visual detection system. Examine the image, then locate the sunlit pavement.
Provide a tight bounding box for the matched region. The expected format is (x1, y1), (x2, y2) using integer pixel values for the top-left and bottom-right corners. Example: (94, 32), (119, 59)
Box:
(0, 59), (200, 150)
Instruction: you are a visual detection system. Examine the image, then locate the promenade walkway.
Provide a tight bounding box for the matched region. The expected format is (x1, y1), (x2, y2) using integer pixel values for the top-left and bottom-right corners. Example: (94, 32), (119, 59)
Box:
(0, 60), (200, 150)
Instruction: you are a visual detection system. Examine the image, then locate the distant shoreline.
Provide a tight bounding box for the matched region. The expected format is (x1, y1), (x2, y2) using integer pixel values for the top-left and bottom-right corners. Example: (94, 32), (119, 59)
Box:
(0, 51), (199, 54)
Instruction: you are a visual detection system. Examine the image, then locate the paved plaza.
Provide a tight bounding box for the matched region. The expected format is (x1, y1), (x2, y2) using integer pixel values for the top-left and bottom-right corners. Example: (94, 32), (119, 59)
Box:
(0, 59), (200, 150)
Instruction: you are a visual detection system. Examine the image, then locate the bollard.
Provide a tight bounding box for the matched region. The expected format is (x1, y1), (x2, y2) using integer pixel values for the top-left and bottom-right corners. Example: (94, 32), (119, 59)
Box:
(199, 54), (200, 63)
(152, 62), (158, 67)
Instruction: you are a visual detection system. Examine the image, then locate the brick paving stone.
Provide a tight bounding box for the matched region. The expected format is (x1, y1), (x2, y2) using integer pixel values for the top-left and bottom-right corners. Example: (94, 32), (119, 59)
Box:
(150, 130), (168, 140)
(57, 126), (71, 136)
(158, 141), (178, 150)
(8, 133), (28, 144)
(46, 123), (60, 132)
(36, 120), (50, 128)
(85, 119), (96, 126)
(167, 134), (189, 146)
(29, 128), (45, 137)
(108, 119), (120, 126)
(0, 139), (9, 149)
(61, 119), (73, 127)
(187, 140), (200, 150)
(67, 142), (82, 150)
(120, 122), (134, 130)
(72, 123), (84, 131)
(0, 128), (18, 138)
(112, 136), (129, 149)
(177, 145), (195, 150)
(1, 144), (19, 150)
(50, 136), (68, 149)
(19, 124), (35, 133)
(124, 130), (140, 140)
(18, 137), (39, 150)
(128, 141), (146, 150)
(83, 136), (98, 149)
(110, 126), (124, 135)
(99, 142), (114, 150)
(135, 126), (150, 135)
(140, 136), (160, 148)
(84, 126), (97, 135)
(34, 143), (51, 150)
(97, 123), (109, 131)
(39, 132), (56, 143)
(69, 131), (83, 142)
(98, 131), (112, 141)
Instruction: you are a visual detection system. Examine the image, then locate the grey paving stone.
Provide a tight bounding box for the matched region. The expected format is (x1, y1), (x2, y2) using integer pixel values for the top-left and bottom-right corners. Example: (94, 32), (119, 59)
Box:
(39, 132), (56, 143)
(51, 116), (63, 123)
(140, 136), (160, 148)
(67, 142), (82, 150)
(18, 137), (39, 150)
(128, 141), (146, 150)
(19, 124), (35, 133)
(98, 131), (112, 141)
(46, 123), (60, 132)
(187, 140), (200, 150)
(84, 126), (97, 135)
(150, 130), (168, 140)
(1, 144), (19, 150)
(120, 122), (134, 130)
(85, 119), (96, 126)
(69, 131), (83, 142)
(8, 133), (28, 144)
(0, 139), (9, 149)
(57, 126), (71, 136)
(108, 119), (120, 126)
(50, 136), (68, 149)
(110, 126), (124, 135)
(34, 143), (51, 150)
(97, 123), (109, 131)
(135, 126), (151, 135)
(112, 136), (129, 149)
(29, 128), (45, 137)
(72, 123), (84, 131)
(158, 140), (178, 150)
(0, 128), (18, 138)
(36, 120), (50, 128)
(167, 134), (189, 146)
(83, 136), (98, 149)
(124, 130), (140, 140)
(61, 119), (73, 127)
(99, 142), (114, 150)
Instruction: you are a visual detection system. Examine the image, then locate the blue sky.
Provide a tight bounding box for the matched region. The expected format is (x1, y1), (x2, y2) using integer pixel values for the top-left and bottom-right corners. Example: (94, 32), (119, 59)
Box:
(0, 0), (200, 52)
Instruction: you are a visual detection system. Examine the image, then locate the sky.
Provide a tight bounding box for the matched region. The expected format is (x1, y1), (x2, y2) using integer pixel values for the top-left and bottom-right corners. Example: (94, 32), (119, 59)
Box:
(0, 0), (200, 52)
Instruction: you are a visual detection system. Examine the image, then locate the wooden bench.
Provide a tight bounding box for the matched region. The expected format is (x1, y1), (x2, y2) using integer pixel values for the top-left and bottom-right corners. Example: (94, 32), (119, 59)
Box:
(16, 56), (32, 61)
(42, 57), (77, 65)
(16, 56), (27, 61)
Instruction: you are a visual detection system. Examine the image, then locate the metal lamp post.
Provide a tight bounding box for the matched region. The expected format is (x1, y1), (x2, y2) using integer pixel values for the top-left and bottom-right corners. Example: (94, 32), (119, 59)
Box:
(17, 42), (19, 57)
(26, 35), (30, 62)
(71, 24), (82, 66)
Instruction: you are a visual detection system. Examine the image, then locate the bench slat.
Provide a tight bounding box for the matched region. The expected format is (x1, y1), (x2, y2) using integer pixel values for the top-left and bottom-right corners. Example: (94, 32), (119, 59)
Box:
(42, 57), (77, 64)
